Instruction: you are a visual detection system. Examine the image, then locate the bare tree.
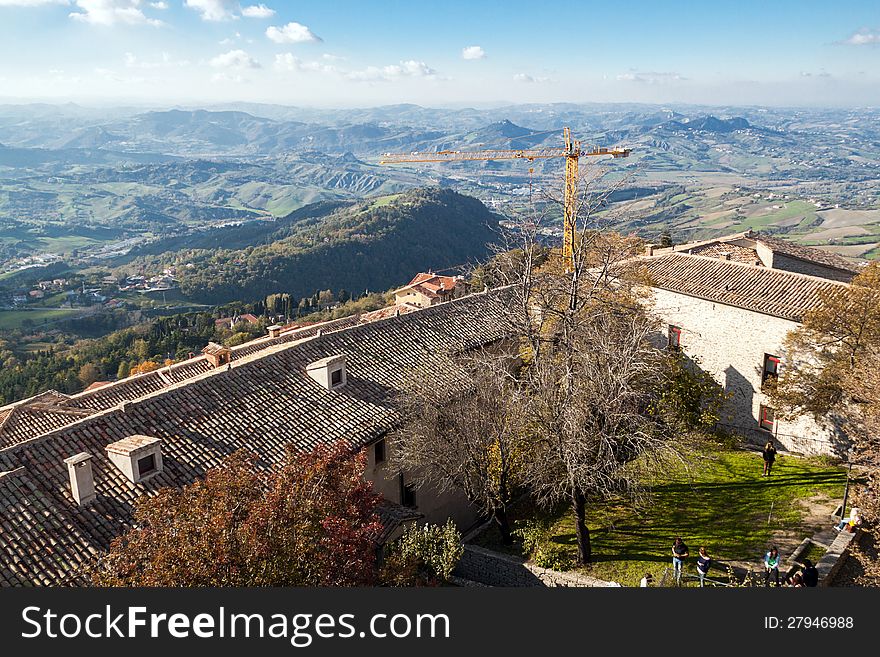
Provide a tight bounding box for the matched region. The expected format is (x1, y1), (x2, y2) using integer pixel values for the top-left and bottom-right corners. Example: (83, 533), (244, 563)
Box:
(395, 351), (526, 544)
(485, 166), (721, 564)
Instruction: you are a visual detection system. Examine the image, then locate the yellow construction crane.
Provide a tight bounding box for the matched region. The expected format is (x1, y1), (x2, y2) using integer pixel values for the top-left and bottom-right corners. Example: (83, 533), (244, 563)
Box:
(379, 127), (631, 270)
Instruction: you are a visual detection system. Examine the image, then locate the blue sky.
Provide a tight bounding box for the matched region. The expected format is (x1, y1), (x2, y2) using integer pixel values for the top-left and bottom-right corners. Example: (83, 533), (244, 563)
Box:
(0, 0), (878, 107)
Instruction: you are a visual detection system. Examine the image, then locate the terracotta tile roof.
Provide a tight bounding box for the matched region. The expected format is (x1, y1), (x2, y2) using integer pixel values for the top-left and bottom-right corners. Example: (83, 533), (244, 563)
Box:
(0, 467), (99, 586)
(360, 303), (420, 322)
(0, 288), (514, 586)
(395, 273), (461, 299)
(0, 395), (92, 450)
(654, 230), (861, 276)
(202, 341), (230, 356)
(641, 252), (847, 321)
(375, 501), (423, 544)
(751, 232), (861, 274)
(688, 242), (763, 266)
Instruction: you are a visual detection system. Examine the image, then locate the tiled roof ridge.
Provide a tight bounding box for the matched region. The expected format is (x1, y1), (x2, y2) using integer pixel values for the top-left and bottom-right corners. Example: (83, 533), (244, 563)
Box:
(649, 251), (851, 287)
(751, 231), (861, 273)
(638, 252), (848, 322)
(0, 389), (70, 412)
(0, 465), (26, 482)
(0, 287), (515, 457)
(650, 229), (860, 274)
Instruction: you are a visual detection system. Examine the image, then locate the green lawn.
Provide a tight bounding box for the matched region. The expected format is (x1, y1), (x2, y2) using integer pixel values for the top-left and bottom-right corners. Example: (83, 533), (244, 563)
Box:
(475, 449), (846, 587)
(0, 308), (84, 330)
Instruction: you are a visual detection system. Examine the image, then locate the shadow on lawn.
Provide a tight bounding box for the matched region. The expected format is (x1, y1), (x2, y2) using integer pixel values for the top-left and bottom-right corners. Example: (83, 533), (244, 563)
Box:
(656, 471), (844, 494)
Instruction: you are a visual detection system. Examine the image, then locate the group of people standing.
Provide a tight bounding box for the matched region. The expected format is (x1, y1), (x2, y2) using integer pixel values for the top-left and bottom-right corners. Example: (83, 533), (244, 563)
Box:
(640, 540), (819, 587)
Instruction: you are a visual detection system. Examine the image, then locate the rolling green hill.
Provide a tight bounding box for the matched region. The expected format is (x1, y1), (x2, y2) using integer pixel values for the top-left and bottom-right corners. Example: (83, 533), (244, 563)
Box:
(135, 187), (499, 304)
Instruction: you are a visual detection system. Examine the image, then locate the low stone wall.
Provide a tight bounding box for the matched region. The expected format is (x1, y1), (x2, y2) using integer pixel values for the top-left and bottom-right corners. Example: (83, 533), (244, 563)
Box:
(818, 529), (859, 586)
(454, 545), (616, 587)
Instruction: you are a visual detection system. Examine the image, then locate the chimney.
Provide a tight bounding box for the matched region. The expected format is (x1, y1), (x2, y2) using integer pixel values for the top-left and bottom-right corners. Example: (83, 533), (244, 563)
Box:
(64, 453), (96, 506)
(202, 342), (231, 368)
(106, 435), (163, 484)
(645, 245), (655, 256)
(267, 324), (283, 338)
(306, 354), (347, 390)
(723, 253), (731, 261)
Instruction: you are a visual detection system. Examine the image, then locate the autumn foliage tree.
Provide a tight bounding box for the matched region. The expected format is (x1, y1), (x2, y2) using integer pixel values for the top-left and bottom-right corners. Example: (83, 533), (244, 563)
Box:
(91, 444), (383, 586)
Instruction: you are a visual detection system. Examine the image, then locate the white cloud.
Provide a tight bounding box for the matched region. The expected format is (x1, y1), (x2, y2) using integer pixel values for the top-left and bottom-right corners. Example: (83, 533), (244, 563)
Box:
(241, 3), (273, 18)
(274, 52), (337, 74)
(210, 48), (260, 70)
(69, 1), (163, 26)
(124, 51), (189, 68)
(347, 60), (437, 82)
(840, 28), (880, 45)
(185, 0), (236, 21)
(513, 72), (551, 83)
(266, 21), (321, 43)
(616, 70), (685, 84)
(0, 1), (68, 6)
(461, 45), (486, 60)
(322, 53), (345, 62)
(149, 1), (166, 8)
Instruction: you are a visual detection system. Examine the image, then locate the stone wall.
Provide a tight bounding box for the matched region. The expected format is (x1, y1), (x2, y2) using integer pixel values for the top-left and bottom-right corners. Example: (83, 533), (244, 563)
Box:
(650, 288), (847, 455)
(454, 545), (617, 587)
(818, 529), (859, 586)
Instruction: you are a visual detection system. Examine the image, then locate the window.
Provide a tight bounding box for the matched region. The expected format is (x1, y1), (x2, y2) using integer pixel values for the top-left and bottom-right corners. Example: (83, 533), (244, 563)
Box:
(759, 405), (776, 432)
(330, 368), (343, 387)
(374, 438), (386, 465)
(399, 474), (417, 508)
(668, 325), (682, 350)
(137, 453), (156, 477)
(762, 354), (780, 384)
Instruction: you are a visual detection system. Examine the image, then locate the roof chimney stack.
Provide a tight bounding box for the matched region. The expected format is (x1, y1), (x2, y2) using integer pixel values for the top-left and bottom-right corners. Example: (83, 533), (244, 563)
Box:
(267, 324), (283, 339)
(106, 435), (163, 484)
(306, 354), (347, 390)
(202, 342), (231, 368)
(64, 453), (96, 506)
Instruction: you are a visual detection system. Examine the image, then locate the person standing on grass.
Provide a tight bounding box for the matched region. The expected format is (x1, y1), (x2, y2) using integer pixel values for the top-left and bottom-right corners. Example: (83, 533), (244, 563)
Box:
(762, 440), (777, 476)
(672, 537), (689, 585)
(696, 546), (712, 587)
(764, 546), (781, 586)
(801, 559), (819, 587)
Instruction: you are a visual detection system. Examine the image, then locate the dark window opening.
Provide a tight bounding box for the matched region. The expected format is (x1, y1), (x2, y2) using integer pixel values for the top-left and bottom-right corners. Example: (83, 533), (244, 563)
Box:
(762, 354), (780, 384)
(374, 438), (386, 464)
(668, 325), (682, 350)
(759, 405), (775, 432)
(399, 474), (417, 508)
(331, 368), (343, 387)
(137, 453), (156, 477)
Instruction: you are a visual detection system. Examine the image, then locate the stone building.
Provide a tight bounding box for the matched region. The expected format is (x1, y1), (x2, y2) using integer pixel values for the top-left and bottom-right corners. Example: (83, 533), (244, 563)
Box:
(393, 272), (464, 308)
(640, 231), (860, 455)
(0, 288), (513, 586)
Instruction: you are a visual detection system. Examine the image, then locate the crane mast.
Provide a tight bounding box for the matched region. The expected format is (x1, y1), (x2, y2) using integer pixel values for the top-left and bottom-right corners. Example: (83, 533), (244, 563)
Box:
(379, 127), (630, 271)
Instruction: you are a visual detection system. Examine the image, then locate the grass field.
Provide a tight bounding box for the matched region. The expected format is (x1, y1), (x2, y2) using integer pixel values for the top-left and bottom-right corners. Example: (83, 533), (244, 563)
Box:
(475, 449), (846, 587)
(0, 308), (84, 330)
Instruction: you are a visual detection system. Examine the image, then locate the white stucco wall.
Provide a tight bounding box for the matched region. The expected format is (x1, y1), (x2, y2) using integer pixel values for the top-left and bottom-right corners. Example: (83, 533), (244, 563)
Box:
(649, 288), (846, 455)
